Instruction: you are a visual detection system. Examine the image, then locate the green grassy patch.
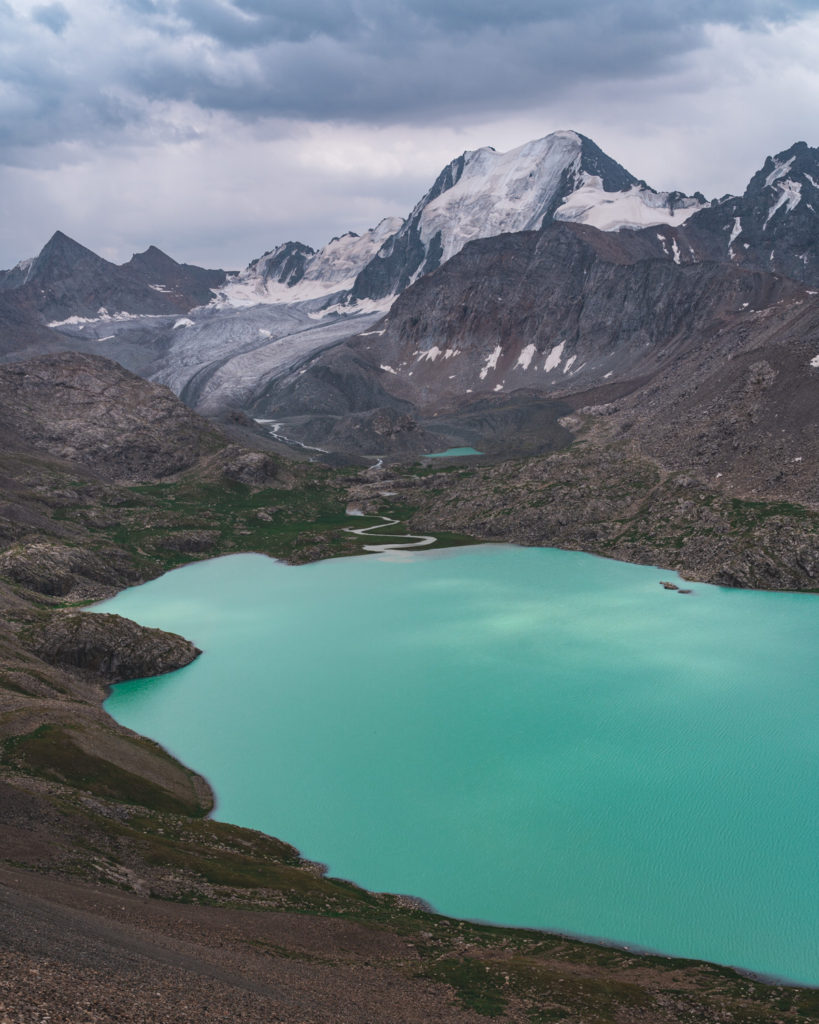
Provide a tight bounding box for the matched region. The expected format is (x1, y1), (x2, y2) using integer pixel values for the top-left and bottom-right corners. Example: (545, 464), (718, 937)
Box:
(423, 958), (509, 1017)
(3, 724), (204, 816)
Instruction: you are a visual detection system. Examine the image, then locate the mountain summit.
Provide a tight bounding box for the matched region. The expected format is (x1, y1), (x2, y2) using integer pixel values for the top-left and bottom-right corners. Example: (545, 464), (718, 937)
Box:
(217, 130), (706, 309)
(349, 130), (705, 302)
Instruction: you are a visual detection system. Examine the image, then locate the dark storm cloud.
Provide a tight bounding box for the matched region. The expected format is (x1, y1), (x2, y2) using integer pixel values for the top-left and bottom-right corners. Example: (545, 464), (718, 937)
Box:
(126, 0), (819, 119)
(2, 0), (819, 159)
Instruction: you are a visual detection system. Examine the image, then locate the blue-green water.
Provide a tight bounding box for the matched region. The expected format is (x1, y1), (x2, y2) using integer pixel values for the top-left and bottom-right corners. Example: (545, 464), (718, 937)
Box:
(424, 446), (483, 457)
(98, 546), (819, 984)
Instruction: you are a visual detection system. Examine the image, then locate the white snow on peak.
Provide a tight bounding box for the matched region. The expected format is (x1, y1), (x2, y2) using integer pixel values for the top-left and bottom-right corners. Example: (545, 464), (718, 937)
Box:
(213, 130), (705, 310)
(414, 133), (583, 268)
(215, 216), (404, 308)
(764, 155), (795, 189)
(173, 317), (194, 329)
(479, 344), (503, 379)
(47, 310), (164, 327)
(728, 217), (743, 247)
(11, 257), (35, 284)
(516, 343), (537, 370)
(543, 340), (565, 372)
(804, 171), (819, 189)
(555, 174), (704, 231)
(764, 179), (802, 228)
(316, 294), (396, 319)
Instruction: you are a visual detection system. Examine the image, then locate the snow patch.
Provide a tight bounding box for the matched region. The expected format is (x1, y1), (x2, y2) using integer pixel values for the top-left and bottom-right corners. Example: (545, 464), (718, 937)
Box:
(418, 346), (442, 362)
(173, 317), (194, 329)
(493, 383), (504, 391)
(728, 217), (742, 250)
(543, 341), (565, 372)
(48, 310), (163, 327)
(380, 364), (397, 374)
(516, 343), (537, 370)
(805, 171), (819, 189)
(764, 155), (795, 188)
(317, 295), (395, 319)
(811, 354), (819, 368)
(555, 174), (704, 231)
(480, 345), (502, 379)
(671, 237), (681, 265)
(148, 283), (172, 293)
(563, 354), (577, 373)
(764, 179), (802, 228)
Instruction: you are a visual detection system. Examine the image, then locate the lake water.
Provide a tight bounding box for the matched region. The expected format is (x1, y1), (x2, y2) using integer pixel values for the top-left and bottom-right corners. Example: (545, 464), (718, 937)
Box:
(98, 545), (819, 985)
(423, 446), (483, 457)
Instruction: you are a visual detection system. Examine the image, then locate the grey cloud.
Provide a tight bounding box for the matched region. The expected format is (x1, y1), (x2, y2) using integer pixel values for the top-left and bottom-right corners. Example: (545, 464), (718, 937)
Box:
(2, 0), (819, 159)
(31, 3), (71, 34)
(116, 0), (819, 122)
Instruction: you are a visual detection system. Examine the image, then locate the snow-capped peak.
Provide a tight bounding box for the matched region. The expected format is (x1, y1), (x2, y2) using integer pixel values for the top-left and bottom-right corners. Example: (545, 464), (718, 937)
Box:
(213, 216), (405, 308)
(413, 132), (586, 266)
(216, 130), (705, 310)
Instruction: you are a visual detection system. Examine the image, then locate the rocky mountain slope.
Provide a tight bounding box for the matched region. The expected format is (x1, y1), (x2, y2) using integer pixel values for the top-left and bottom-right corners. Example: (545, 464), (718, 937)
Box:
(0, 230), (227, 324)
(2, 135), (816, 464)
(666, 140), (819, 286)
(259, 220), (818, 487)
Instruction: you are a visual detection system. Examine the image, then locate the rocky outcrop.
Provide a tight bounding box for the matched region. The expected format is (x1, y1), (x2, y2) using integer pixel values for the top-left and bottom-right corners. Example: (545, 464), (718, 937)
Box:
(0, 541), (137, 599)
(0, 351), (226, 480)
(25, 610), (199, 681)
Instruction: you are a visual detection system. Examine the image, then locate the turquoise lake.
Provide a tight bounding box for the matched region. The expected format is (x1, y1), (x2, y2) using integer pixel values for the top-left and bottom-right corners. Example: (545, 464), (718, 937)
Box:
(97, 545), (819, 985)
(424, 446), (483, 457)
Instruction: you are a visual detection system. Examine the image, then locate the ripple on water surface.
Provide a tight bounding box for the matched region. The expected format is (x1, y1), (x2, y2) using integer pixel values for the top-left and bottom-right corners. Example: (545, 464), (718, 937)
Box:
(99, 545), (819, 985)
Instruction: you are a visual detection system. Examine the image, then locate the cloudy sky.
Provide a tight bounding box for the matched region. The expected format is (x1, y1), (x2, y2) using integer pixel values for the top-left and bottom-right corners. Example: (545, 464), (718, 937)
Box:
(2, 0), (819, 269)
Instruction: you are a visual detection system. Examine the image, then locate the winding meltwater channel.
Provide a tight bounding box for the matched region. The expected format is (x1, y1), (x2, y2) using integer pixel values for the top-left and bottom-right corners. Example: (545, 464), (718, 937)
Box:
(97, 541), (819, 986)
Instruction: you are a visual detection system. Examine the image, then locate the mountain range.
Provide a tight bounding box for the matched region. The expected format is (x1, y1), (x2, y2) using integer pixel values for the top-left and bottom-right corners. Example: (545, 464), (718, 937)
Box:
(0, 131), (816, 505)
